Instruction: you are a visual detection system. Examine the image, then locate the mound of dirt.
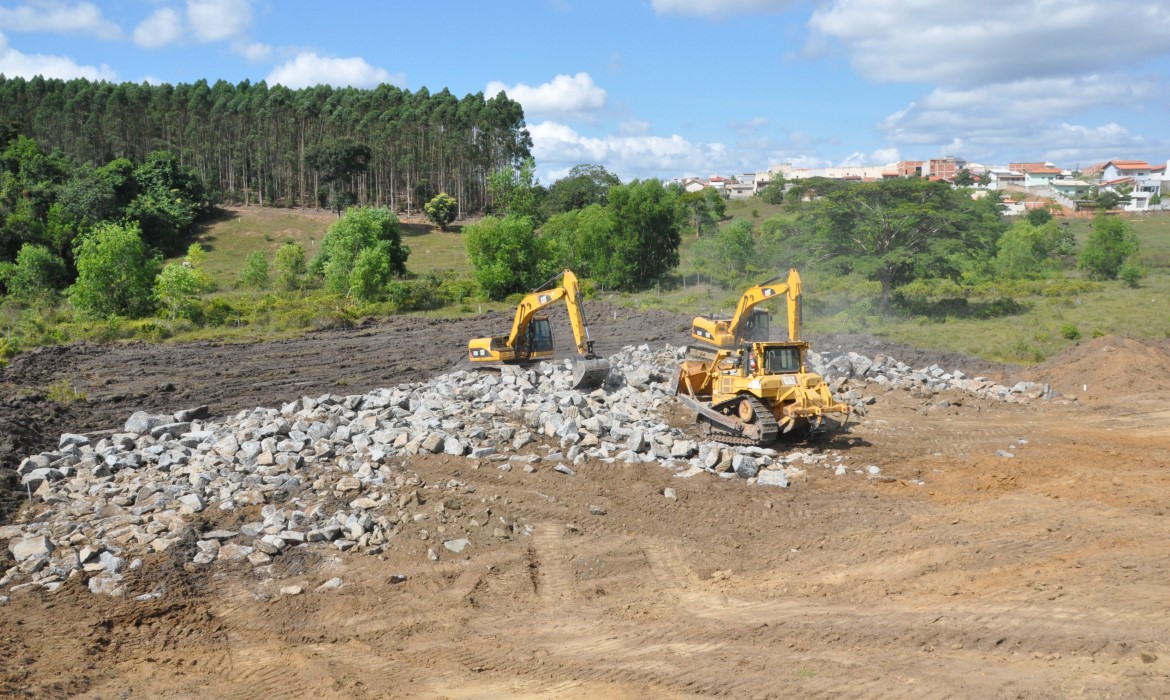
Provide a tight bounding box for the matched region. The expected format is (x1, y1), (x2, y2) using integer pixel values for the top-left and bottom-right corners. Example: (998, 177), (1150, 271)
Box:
(1021, 334), (1170, 403)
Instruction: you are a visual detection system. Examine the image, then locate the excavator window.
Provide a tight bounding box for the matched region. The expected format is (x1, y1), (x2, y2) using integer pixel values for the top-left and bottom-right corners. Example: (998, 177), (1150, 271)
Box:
(743, 310), (770, 342)
(527, 318), (554, 353)
(764, 346), (801, 373)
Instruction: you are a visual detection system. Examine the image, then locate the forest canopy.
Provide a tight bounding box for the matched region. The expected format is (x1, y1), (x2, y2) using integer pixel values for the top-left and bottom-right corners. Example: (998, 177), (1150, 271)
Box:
(0, 75), (532, 214)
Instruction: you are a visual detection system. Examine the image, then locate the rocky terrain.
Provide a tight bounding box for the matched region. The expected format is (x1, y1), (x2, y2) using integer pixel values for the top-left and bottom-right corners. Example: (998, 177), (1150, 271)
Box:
(1, 310), (1168, 698)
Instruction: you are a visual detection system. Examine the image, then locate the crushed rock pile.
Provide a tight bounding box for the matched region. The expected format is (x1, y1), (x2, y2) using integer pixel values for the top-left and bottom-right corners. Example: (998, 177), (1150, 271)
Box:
(3, 343), (1057, 598)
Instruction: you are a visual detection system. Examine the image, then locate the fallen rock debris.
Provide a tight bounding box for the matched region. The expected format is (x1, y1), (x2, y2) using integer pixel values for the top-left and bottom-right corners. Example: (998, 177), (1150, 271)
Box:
(3, 344), (1056, 597)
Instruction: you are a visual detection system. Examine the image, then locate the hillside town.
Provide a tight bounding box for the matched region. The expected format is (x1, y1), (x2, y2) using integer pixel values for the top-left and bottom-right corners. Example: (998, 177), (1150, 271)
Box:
(679, 157), (1169, 214)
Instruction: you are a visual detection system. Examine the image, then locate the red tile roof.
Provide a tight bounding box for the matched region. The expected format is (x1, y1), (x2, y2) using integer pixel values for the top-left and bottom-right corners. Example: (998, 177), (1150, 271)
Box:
(1105, 160), (1153, 171)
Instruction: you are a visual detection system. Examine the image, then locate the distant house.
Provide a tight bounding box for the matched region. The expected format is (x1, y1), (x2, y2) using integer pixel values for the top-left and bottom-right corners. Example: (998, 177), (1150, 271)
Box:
(725, 181), (755, 199)
(985, 169), (1024, 190)
(1100, 160), (1165, 195)
(680, 177), (708, 193)
(896, 160), (924, 177)
(924, 156), (966, 181)
(1023, 166), (1062, 188)
(1049, 178), (1092, 209)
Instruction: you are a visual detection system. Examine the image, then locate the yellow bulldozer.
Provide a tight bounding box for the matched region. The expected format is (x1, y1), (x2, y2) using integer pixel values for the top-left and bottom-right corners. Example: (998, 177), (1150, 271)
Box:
(468, 269), (612, 390)
(676, 269), (849, 445)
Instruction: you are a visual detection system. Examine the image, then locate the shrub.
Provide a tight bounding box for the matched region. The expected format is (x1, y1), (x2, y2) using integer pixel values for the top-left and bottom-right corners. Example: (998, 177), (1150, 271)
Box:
(1119, 262), (1144, 288)
(238, 251), (270, 289)
(1060, 323), (1081, 340)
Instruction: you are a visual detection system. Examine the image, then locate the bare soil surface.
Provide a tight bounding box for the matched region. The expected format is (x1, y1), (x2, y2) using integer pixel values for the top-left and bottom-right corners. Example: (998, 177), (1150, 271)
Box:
(2, 312), (1169, 698)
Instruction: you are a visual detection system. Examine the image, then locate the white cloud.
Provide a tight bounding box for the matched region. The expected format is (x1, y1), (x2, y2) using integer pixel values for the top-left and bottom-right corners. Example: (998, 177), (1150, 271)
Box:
(879, 76), (1169, 163)
(730, 116), (769, 137)
(133, 8), (183, 49)
(529, 120), (733, 180)
(266, 52), (404, 89)
(133, 0), (254, 48)
(809, 0), (1170, 87)
(234, 40), (272, 62)
(0, 31), (114, 79)
(652, 0), (800, 18)
(187, 0), (251, 43)
(0, 1), (121, 39)
(838, 148), (900, 167)
(882, 75), (1161, 150)
(486, 73), (606, 115)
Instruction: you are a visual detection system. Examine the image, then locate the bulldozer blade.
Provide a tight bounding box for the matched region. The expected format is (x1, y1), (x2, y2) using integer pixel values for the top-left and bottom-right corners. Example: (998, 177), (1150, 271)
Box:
(571, 358), (612, 390)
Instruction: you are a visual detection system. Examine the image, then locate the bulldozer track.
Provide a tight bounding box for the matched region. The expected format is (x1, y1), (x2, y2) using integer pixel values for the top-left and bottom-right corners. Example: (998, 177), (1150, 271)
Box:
(701, 394), (780, 447)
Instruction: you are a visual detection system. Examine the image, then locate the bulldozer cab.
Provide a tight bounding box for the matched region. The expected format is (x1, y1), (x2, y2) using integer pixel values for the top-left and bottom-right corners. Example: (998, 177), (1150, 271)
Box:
(763, 345), (802, 373)
(525, 317), (554, 354)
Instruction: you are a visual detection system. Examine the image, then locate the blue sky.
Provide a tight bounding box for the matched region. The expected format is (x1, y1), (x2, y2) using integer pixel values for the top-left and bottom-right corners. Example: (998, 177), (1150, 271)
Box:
(2, 0), (1170, 183)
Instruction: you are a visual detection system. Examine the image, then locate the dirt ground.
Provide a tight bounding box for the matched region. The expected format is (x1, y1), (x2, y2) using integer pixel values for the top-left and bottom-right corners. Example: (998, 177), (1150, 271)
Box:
(1, 308), (1169, 698)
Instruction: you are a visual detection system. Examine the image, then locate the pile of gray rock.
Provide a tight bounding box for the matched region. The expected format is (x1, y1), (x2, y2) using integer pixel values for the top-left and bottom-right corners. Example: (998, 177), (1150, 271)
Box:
(813, 350), (1058, 404)
(3, 343), (1042, 598)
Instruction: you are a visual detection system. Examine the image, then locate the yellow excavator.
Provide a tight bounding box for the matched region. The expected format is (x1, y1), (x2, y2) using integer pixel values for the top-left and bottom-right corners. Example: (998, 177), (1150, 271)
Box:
(676, 269), (849, 445)
(468, 269), (612, 390)
(690, 268), (802, 351)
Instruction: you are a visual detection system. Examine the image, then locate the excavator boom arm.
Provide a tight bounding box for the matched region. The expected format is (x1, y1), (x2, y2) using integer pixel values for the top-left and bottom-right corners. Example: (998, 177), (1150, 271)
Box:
(561, 270), (597, 357)
(727, 268), (803, 342)
(505, 286), (568, 348)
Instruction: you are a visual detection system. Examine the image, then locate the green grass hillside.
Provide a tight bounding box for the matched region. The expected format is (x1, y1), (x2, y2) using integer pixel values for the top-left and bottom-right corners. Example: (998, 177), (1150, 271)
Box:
(191, 206), (472, 287)
(99, 202), (1170, 364)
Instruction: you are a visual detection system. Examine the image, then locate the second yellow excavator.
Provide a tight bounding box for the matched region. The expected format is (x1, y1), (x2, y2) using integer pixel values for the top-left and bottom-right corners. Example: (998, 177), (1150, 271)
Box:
(690, 268), (803, 351)
(468, 269), (612, 390)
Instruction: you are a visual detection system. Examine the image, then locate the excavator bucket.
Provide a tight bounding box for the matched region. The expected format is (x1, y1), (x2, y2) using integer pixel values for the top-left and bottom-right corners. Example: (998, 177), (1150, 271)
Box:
(571, 358), (612, 390)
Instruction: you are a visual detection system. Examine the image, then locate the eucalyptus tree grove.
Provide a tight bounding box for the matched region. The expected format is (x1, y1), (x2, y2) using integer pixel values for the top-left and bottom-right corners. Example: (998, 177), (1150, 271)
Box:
(0, 76), (532, 213)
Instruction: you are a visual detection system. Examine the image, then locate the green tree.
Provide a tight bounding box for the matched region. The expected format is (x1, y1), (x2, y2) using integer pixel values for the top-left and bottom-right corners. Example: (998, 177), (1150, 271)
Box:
(487, 157), (545, 223)
(994, 220), (1062, 279)
(758, 174), (786, 205)
(68, 221), (159, 318)
(1025, 206), (1053, 226)
(1078, 214), (1137, 280)
(542, 163), (620, 218)
(953, 168), (975, 186)
(57, 158), (135, 228)
(705, 187), (727, 221)
(811, 178), (1004, 312)
(424, 192), (458, 230)
(305, 137), (373, 216)
(542, 204), (618, 276)
(600, 179), (683, 289)
(153, 243), (213, 320)
(153, 262), (203, 320)
(274, 242), (307, 291)
(6, 243), (68, 301)
(238, 251), (269, 289)
(464, 214), (557, 300)
(349, 244), (394, 302)
(127, 151), (210, 254)
(713, 219), (755, 278)
(311, 207), (408, 296)
(680, 189), (718, 237)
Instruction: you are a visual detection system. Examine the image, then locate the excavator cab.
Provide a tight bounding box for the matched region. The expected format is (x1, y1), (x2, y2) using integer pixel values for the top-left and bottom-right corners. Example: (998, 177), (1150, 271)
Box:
(742, 309), (770, 343)
(525, 317), (554, 355)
